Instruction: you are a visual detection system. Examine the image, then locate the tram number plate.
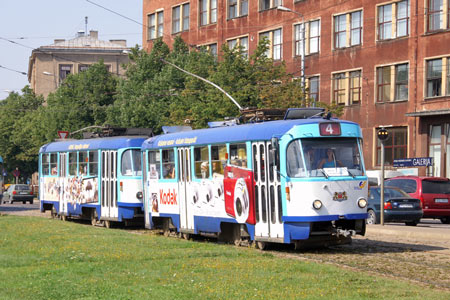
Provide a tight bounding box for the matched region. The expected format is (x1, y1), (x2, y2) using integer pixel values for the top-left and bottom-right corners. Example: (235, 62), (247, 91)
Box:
(399, 204), (413, 208)
(435, 198), (448, 203)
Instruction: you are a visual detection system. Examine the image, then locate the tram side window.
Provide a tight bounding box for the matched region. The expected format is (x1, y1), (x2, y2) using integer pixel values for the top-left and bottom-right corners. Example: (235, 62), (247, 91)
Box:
(42, 154), (50, 175)
(121, 149), (142, 176)
(162, 149), (175, 179)
(69, 152), (77, 176)
(211, 145), (227, 176)
(89, 151), (98, 176)
(230, 143), (247, 167)
(286, 141), (306, 178)
(194, 146), (210, 179)
(49, 153), (58, 175)
(79, 151), (88, 175)
(148, 150), (161, 179)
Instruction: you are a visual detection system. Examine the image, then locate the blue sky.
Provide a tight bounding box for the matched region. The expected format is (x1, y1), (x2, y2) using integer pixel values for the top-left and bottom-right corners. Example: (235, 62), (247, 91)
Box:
(0, 0), (142, 100)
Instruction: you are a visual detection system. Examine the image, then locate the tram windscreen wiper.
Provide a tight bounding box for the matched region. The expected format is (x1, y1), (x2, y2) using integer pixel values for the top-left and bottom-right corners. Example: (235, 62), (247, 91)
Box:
(317, 168), (329, 179)
(347, 168), (356, 178)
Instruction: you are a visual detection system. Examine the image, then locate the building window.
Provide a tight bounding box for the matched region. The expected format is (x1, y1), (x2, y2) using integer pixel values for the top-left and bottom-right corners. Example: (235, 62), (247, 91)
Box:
(78, 64), (90, 72)
(349, 71), (361, 104)
(229, 0), (248, 19)
(333, 70), (362, 105)
(59, 64), (72, 83)
(148, 11), (164, 39)
(200, 0), (217, 26)
(427, 0), (444, 31)
(426, 58), (443, 97)
(377, 63), (409, 102)
(334, 11), (363, 49)
(395, 64), (409, 100)
(173, 3), (190, 34)
(350, 11), (362, 46)
(378, 4), (392, 40)
(307, 76), (319, 102)
(260, 28), (282, 60)
(202, 43), (218, 57)
(376, 127), (407, 166)
(447, 59), (450, 95)
(260, 0), (280, 11)
(377, 1), (410, 40)
(377, 66), (391, 102)
(294, 20), (320, 57)
(227, 36), (249, 57)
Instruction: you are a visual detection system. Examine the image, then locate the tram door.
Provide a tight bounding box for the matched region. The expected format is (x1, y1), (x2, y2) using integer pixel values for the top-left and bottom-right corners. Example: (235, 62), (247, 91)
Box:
(253, 142), (283, 240)
(59, 153), (67, 215)
(101, 151), (118, 219)
(178, 148), (194, 231)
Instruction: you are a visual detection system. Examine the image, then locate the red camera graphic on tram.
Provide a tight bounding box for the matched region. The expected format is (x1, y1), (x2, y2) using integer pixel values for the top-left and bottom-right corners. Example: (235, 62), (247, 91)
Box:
(224, 166), (255, 225)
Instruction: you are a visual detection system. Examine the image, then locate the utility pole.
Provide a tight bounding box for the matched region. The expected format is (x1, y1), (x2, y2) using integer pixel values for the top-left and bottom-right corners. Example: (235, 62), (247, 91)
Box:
(377, 128), (389, 226)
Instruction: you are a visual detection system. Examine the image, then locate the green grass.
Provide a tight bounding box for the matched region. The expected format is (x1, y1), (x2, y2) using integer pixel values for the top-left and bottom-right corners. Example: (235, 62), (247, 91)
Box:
(0, 215), (448, 300)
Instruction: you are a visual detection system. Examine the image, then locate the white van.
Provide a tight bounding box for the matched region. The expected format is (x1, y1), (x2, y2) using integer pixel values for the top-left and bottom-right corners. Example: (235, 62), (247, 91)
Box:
(366, 170), (404, 186)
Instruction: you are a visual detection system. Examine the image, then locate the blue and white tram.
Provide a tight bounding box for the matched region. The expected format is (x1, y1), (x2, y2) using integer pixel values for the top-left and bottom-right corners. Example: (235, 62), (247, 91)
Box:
(39, 136), (147, 227)
(141, 114), (368, 248)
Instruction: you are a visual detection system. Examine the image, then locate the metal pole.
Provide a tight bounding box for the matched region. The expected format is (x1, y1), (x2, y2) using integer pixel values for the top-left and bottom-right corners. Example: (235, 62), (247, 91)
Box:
(301, 17), (307, 106)
(380, 142), (385, 226)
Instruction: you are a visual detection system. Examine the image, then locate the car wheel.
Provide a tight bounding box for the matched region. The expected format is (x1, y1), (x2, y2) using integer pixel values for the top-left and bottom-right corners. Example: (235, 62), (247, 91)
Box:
(30, 200), (33, 204)
(440, 217), (450, 224)
(405, 220), (419, 226)
(366, 209), (377, 225)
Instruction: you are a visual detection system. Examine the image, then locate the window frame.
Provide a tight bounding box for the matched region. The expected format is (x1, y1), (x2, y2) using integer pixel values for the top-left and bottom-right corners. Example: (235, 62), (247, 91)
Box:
(307, 76), (320, 102)
(427, 0), (444, 32)
(259, 28), (283, 60)
(426, 58), (443, 98)
(172, 3), (190, 34)
(378, 4), (393, 40)
(227, 36), (249, 57)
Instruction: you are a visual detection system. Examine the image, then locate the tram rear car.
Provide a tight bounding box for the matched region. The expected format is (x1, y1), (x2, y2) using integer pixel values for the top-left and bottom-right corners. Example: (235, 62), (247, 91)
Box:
(39, 137), (146, 227)
(142, 116), (368, 248)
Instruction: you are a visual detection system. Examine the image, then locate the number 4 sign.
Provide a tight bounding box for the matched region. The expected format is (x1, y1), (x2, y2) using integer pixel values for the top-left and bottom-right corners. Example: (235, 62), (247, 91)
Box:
(319, 123), (341, 136)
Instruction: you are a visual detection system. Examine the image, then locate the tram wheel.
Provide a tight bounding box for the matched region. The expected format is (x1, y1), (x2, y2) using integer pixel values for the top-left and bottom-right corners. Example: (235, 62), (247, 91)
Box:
(51, 207), (58, 219)
(91, 210), (98, 226)
(256, 241), (267, 250)
(103, 220), (111, 229)
(61, 214), (67, 222)
(182, 233), (190, 240)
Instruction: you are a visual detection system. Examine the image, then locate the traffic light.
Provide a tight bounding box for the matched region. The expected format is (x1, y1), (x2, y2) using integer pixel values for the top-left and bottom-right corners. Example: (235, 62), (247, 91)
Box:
(377, 128), (389, 141)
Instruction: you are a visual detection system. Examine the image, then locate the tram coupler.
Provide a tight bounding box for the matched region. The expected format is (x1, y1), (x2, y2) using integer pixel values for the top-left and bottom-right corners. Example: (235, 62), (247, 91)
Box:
(335, 228), (356, 237)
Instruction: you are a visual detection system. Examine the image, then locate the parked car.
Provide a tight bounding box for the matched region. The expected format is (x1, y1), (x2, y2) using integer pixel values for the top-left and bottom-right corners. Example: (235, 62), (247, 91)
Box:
(385, 176), (450, 224)
(2, 184), (34, 204)
(367, 186), (423, 226)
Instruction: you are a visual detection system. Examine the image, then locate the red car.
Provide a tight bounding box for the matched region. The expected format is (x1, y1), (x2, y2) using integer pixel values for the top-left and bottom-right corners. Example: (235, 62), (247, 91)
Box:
(385, 176), (450, 224)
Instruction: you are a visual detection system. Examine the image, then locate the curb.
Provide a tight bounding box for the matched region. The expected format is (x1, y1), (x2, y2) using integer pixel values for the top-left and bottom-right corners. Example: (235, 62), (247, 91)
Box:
(365, 224), (450, 242)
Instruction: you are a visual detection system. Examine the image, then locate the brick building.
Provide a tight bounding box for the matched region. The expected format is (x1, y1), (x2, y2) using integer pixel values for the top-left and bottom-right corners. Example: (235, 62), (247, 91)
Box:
(143, 0), (450, 177)
(28, 30), (130, 99)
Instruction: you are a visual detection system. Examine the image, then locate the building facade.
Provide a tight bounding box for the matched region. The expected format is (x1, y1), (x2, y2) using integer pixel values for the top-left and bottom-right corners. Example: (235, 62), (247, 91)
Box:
(28, 30), (130, 99)
(143, 0), (450, 177)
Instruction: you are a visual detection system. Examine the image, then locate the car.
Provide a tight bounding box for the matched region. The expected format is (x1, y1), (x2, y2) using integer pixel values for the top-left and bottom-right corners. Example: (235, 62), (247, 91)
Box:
(367, 186), (423, 226)
(2, 184), (34, 204)
(385, 176), (450, 224)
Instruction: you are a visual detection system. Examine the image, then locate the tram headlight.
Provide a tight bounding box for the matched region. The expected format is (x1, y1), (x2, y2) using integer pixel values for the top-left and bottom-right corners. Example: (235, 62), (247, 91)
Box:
(313, 200), (323, 210)
(136, 191), (143, 200)
(357, 197), (368, 208)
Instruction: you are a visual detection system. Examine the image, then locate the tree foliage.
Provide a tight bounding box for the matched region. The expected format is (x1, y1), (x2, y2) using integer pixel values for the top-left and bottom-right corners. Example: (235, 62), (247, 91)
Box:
(0, 37), (338, 178)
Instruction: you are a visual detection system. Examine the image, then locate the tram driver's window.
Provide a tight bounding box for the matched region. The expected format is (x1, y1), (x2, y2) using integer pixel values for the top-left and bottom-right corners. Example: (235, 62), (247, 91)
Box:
(230, 143), (247, 167)
(68, 152), (77, 176)
(148, 150), (161, 179)
(162, 149), (175, 179)
(79, 151), (88, 176)
(121, 149), (142, 176)
(194, 146), (210, 179)
(49, 153), (58, 175)
(42, 154), (50, 175)
(286, 141), (306, 178)
(211, 145), (227, 176)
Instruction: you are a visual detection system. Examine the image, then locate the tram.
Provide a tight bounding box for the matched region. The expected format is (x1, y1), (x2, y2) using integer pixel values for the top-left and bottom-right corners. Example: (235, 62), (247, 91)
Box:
(141, 109), (368, 248)
(39, 131), (151, 227)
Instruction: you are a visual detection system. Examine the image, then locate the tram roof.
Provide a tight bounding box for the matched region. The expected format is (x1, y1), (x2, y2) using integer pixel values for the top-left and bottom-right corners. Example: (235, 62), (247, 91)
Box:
(142, 118), (360, 149)
(39, 136), (148, 153)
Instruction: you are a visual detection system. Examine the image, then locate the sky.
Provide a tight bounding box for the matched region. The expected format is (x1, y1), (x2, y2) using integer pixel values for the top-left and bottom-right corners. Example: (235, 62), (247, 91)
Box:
(0, 0), (143, 100)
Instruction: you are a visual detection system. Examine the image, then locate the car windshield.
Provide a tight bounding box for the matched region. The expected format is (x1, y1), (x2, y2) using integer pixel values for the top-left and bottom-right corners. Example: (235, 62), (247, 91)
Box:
(370, 187), (410, 199)
(15, 185), (30, 191)
(286, 137), (364, 178)
(386, 179), (417, 193)
(422, 180), (450, 194)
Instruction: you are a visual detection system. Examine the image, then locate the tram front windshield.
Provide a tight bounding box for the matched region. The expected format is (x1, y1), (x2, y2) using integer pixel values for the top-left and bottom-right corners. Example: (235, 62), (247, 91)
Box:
(286, 138), (364, 178)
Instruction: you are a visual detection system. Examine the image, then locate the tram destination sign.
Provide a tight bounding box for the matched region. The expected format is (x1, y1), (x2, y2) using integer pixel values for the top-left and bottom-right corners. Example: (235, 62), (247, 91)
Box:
(393, 157), (433, 167)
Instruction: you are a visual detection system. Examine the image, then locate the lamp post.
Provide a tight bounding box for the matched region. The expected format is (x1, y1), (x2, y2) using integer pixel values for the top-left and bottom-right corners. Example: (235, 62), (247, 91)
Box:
(377, 128), (389, 226)
(277, 6), (307, 104)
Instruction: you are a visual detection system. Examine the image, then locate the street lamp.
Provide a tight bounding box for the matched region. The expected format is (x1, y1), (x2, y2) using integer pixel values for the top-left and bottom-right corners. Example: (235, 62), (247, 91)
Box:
(277, 6), (307, 104)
